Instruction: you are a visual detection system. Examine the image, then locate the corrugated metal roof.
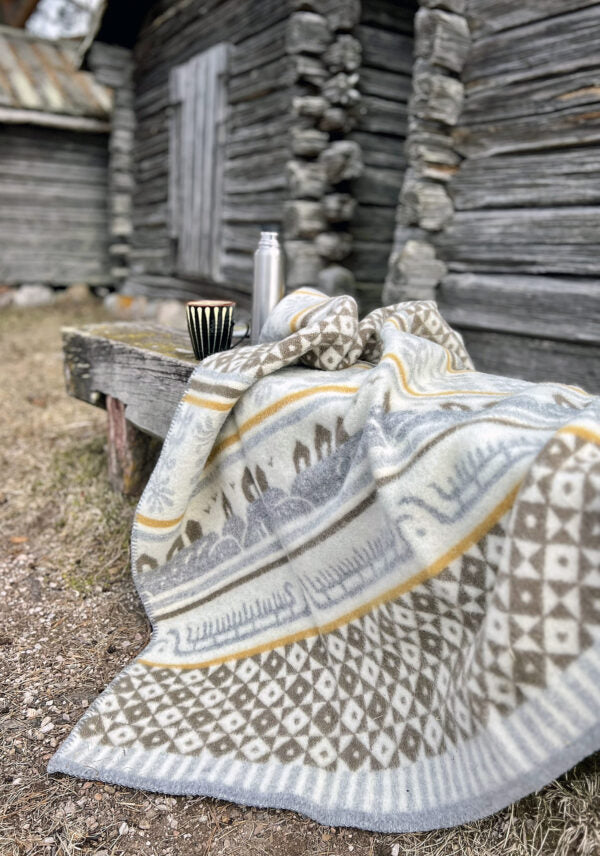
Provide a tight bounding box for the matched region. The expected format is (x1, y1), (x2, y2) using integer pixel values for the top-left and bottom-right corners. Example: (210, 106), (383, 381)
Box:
(0, 25), (112, 129)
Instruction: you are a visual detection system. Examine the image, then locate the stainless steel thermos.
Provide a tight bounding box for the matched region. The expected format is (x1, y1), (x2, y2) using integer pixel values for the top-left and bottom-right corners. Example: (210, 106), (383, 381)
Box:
(251, 231), (284, 345)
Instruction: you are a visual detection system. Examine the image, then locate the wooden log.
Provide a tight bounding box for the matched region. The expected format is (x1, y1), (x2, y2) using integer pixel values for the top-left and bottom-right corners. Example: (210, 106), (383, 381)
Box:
(350, 204), (396, 241)
(359, 0), (419, 35)
(322, 0), (361, 32)
(286, 11), (332, 54)
(62, 323), (196, 440)
(287, 160), (327, 199)
(106, 395), (161, 496)
(292, 127), (329, 156)
(400, 171), (453, 230)
(317, 263), (356, 295)
(319, 106), (354, 132)
(385, 239), (446, 302)
(323, 72), (361, 106)
(352, 166), (404, 206)
(283, 200), (327, 238)
(437, 273), (600, 344)
(434, 208), (600, 275)
(292, 95), (330, 119)
(324, 34), (361, 72)
(415, 8), (470, 73)
(420, 0), (465, 14)
(323, 192), (356, 222)
(316, 230), (353, 260)
(229, 19), (288, 75)
(292, 54), (328, 86)
(284, 240), (324, 287)
(450, 148), (600, 209)
(463, 5), (600, 90)
(411, 60), (464, 126)
(345, 240), (391, 281)
(356, 94), (408, 135)
(228, 56), (294, 104)
(453, 104), (600, 158)
(359, 68), (412, 104)
(457, 328), (600, 394)
(319, 140), (363, 183)
(460, 68), (600, 126)
(467, 0), (596, 38)
(358, 25), (414, 75)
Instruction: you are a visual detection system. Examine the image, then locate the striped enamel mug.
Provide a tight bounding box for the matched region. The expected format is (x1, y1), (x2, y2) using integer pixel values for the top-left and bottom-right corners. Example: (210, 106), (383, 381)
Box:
(186, 300), (235, 361)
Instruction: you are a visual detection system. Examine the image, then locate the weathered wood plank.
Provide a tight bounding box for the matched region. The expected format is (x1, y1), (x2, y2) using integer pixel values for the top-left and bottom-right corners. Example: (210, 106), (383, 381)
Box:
(467, 0), (599, 39)
(357, 25), (414, 74)
(461, 68), (600, 125)
(352, 166), (405, 205)
(62, 323), (196, 440)
(450, 148), (600, 209)
(458, 328), (600, 393)
(464, 6), (600, 90)
(453, 105), (600, 157)
(438, 273), (600, 343)
(434, 208), (600, 275)
(0, 124), (109, 286)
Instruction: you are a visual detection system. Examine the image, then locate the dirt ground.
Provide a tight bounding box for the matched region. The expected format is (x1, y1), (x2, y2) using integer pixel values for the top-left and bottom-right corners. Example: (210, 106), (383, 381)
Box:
(1, 297), (599, 856)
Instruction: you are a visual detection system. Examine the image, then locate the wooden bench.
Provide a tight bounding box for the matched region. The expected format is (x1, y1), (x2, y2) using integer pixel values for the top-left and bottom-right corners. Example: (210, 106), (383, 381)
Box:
(63, 322), (203, 495)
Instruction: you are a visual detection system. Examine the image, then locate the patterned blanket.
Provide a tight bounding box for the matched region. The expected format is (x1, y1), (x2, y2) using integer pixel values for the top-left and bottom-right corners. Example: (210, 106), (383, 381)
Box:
(50, 290), (600, 832)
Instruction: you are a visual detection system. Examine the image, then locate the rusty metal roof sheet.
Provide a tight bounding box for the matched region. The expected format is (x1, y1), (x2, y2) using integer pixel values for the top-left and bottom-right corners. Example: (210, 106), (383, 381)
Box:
(0, 25), (112, 130)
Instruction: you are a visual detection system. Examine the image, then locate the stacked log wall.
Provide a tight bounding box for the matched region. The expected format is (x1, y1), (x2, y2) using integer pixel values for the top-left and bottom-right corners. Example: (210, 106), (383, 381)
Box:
(88, 42), (135, 288)
(348, 0), (417, 310)
(382, 0), (469, 306)
(124, 0), (294, 306)
(435, 1), (600, 391)
(0, 124), (110, 286)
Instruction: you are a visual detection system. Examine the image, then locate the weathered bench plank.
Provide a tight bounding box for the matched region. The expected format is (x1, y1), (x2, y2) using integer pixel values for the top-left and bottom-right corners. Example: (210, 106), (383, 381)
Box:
(62, 322), (198, 441)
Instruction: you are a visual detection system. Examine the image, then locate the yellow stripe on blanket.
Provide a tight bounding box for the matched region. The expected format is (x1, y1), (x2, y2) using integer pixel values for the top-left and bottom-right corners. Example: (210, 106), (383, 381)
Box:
(138, 482), (520, 670)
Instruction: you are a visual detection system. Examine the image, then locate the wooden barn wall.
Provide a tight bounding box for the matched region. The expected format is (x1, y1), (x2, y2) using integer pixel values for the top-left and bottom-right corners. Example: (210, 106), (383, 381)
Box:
(0, 125), (110, 287)
(435, 1), (600, 392)
(348, 0), (417, 310)
(126, 0), (293, 306)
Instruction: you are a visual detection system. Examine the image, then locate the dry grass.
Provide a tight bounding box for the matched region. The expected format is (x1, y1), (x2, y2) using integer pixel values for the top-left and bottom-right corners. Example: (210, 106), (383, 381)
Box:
(0, 298), (599, 856)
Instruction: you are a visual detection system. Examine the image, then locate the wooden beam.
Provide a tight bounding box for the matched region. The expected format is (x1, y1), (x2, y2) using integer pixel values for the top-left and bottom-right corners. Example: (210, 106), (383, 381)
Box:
(438, 273), (600, 344)
(0, 107), (111, 133)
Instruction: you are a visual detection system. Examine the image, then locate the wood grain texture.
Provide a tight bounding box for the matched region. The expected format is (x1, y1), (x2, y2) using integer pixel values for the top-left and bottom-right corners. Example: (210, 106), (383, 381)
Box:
(458, 328), (600, 394)
(450, 148), (600, 209)
(438, 273), (600, 343)
(434, 208), (600, 275)
(0, 124), (110, 286)
(62, 323), (196, 439)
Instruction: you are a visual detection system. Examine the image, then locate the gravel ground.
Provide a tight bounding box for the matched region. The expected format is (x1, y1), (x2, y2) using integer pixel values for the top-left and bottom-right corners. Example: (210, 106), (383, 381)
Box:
(1, 297), (599, 856)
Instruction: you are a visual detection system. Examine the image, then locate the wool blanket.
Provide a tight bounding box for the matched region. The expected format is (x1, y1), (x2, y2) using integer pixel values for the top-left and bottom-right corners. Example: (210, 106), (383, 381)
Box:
(50, 290), (600, 832)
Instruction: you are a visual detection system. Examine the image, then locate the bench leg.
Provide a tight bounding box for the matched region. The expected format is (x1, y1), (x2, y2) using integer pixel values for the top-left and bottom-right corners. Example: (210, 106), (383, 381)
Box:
(106, 395), (161, 496)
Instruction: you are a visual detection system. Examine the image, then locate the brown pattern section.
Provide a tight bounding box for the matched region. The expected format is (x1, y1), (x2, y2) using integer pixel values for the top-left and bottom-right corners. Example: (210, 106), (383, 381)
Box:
(204, 297), (473, 379)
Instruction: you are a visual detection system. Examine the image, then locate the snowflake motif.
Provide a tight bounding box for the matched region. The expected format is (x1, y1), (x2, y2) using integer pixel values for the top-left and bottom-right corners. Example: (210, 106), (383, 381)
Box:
(141, 470), (176, 514)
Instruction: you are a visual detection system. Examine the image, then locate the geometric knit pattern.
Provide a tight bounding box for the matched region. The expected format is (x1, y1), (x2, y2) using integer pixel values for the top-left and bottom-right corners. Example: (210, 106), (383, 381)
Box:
(50, 289), (600, 833)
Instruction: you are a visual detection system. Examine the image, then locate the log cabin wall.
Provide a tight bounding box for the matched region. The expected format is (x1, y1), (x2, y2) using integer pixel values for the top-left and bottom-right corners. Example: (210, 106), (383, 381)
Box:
(0, 124), (110, 286)
(88, 42), (135, 289)
(120, 0), (295, 308)
(437, 0), (600, 392)
(348, 0), (418, 311)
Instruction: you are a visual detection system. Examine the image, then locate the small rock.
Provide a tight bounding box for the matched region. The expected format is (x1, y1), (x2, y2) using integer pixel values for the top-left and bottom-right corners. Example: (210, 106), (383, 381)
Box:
(103, 293), (148, 320)
(13, 284), (55, 308)
(391, 845), (400, 856)
(119, 821), (129, 835)
(138, 819), (150, 829)
(59, 283), (91, 303)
